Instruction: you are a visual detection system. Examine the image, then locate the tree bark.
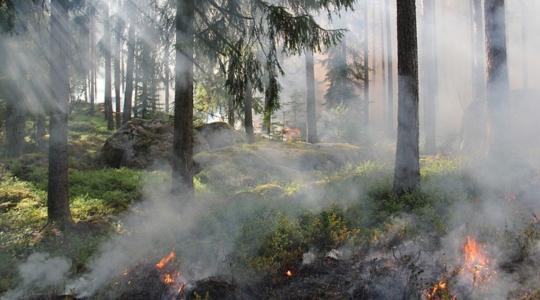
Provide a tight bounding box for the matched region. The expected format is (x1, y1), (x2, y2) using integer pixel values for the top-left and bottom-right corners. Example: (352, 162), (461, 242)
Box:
(5, 100), (26, 158)
(305, 48), (318, 143)
(484, 0), (509, 160)
(114, 20), (122, 129)
(123, 24), (135, 124)
(164, 46), (170, 114)
(421, 0), (438, 154)
(103, 4), (114, 130)
(244, 79), (255, 144)
(393, 0), (420, 194)
(470, 0), (485, 101)
(48, 0), (72, 226)
(89, 8), (96, 115)
(172, 0), (194, 193)
(384, 0), (394, 135)
(227, 96), (235, 127)
(363, 0), (370, 127)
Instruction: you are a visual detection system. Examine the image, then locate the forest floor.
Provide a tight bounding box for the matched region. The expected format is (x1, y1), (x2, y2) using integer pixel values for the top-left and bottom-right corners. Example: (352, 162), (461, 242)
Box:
(1, 106), (540, 299)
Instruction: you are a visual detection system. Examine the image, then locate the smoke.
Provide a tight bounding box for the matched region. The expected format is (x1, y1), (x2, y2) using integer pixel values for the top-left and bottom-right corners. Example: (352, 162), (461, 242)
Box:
(1, 253), (71, 300)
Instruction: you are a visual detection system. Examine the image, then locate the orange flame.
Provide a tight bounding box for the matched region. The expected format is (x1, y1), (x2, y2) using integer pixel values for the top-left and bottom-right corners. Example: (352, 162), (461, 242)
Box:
(285, 270), (293, 277)
(462, 236), (494, 287)
(155, 251), (176, 270)
(425, 278), (457, 300)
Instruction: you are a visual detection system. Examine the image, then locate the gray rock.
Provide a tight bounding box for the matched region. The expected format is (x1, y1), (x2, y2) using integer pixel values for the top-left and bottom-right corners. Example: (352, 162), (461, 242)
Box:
(100, 119), (243, 169)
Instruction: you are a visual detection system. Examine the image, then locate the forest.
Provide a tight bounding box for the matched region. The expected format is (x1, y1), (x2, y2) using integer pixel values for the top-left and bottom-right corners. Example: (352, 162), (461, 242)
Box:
(0, 0), (539, 299)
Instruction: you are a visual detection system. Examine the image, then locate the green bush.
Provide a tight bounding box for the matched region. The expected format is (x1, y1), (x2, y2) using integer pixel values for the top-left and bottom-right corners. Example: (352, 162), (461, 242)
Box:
(69, 168), (142, 210)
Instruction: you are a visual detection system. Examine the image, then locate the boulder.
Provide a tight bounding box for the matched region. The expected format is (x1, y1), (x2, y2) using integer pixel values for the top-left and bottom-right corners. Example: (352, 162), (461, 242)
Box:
(100, 119), (243, 169)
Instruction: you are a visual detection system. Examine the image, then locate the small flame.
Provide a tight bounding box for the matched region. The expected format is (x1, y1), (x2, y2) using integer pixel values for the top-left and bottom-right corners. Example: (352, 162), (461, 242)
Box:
(155, 251), (186, 296)
(462, 236), (495, 287)
(285, 270), (293, 277)
(425, 279), (456, 300)
(156, 251), (176, 269)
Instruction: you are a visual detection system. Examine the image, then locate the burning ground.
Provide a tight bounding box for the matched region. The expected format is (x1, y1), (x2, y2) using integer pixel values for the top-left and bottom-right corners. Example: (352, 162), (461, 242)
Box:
(2, 157), (540, 299)
(2, 114), (540, 299)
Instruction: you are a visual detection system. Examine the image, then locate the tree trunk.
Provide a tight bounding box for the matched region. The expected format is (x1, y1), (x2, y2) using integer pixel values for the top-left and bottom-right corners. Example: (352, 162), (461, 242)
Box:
(164, 46), (170, 114)
(227, 96), (235, 127)
(89, 11), (96, 115)
(114, 20), (122, 129)
(421, 0), (438, 154)
(5, 100), (26, 158)
(123, 24), (135, 124)
(471, 0), (485, 101)
(484, 0), (509, 160)
(380, 3), (389, 134)
(103, 4), (114, 130)
(385, 0), (394, 135)
(172, 0), (194, 193)
(35, 114), (46, 150)
(244, 79), (255, 144)
(393, 0), (420, 194)
(305, 48), (318, 143)
(363, 0), (370, 127)
(48, 0), (72, 226)
(520, 1), (527, 89)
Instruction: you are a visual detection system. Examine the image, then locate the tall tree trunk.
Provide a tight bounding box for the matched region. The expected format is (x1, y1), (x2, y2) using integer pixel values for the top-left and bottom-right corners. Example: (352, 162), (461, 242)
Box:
(227, 96), (235, 126)
(471, 0), (485, 101)
(305, 48), (318, 143)
(35, 114), (46, 150)
(363, 0), (370, 127)
(393, 0), (420, 194)
(172, 0), (194, 193)
(89, 12), (96, 115)
(244, 79), (255, 144)
(421, 0), (438, 154)
(380, 3), (389, 134)
(484, 0), (509, 160)
(48, 0), (72, 226)
(164, 45), (170, 114)
(5, 100), (26, 158)
(520, 1), (527, 89)
(114, 21), (122, 129)
(123, 24), (135, 124)
(103, 4), (114, 130)
(384, 0), (394, 134)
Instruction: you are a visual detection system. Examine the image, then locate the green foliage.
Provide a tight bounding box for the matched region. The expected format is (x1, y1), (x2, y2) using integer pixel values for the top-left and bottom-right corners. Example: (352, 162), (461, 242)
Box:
(300, 205), (356, 252)
(69, 168), (142, 210)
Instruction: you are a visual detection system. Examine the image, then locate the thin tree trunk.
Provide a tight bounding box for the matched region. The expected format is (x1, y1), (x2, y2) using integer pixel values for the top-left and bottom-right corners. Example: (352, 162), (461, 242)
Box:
(123, 24), (135, 124)
(114, 21), (122, 129)
(104, 4), (114, 130)
(484, 0), (509, 160)
(89, 10), (96, 115)
(305, 48), (318, 143)
(172, 0), (194, 193)
(5, 100), (26, 158)
(471, 0), (485, 102)
(48, 0), (72, 226)
(520, 1), (527, 89)
(164, 45), (170, 113)
(36, 114), (46, 150)
(422, 0), (438, 154)
(244, 79), (255, 144)
(227, 96), (235, 126)
(385, 0), (394, 134)
(363, 0), (370, 127)
(393, 0), (420, 194)
(380, 2), (389, 135)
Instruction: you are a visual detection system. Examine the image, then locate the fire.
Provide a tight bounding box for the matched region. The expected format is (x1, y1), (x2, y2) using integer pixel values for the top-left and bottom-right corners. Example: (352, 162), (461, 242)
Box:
(425, 279), (456, 300)
(462, 236), (495, 287)
(154, 251), (186, 295)
(285, 270), (293, 277)
(155, 251), (176, 269)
